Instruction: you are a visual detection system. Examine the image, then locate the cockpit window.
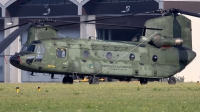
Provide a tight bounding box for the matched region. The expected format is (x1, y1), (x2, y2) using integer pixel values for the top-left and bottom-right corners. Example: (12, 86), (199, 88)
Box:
(21, 45), (28, 52)
(37, 45), (45, 54)
(21, 45), (35, 52)
(20, 44), (44, 62)
(35, 45), (45, 62)
(32, 40), (42, 44)
(27, 45), (35, 52)
(21, 44), (44, 53)
(35, 54), (43, 62)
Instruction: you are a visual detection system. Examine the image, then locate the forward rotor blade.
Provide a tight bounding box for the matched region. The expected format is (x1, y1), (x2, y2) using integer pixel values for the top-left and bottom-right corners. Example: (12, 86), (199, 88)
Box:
(55, 20), (162, 30)
(0, 22), (28, 32)
(0, 24), (31, 54)
(54, 12), (149, 27)
(54, 23), (77, 27)
(0, 55), (12, 56)
(81, 13), (143, 23)
(85, 22), (162, 30)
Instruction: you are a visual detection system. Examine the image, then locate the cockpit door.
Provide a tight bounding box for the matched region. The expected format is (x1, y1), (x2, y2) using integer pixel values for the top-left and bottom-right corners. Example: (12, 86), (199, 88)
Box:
(35, 45), (45, 62)
(31, 45), (49, 70)
(42, 45), (57, 70)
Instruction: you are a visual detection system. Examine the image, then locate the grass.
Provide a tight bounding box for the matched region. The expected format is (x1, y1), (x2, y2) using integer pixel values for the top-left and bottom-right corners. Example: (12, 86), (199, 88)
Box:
(0, 82), (200, 112)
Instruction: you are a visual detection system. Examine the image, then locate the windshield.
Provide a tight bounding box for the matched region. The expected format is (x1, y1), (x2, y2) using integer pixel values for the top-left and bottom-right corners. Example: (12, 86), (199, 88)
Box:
(21, 44), (36, 52)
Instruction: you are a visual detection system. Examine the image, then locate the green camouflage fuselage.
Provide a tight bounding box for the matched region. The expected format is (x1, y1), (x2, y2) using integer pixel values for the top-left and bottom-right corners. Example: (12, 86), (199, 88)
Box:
(11, 37), (195, 79)
(10, 14), (196, 79)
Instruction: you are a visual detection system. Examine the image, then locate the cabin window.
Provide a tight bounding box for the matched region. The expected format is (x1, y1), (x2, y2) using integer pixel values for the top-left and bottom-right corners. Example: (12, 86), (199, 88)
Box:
(106, 52), (112, 60)
(129, 53), (135, 61)
(152, 55), (158, 62)
(56, 48), (66, 58)
(83, 50), (90, 58)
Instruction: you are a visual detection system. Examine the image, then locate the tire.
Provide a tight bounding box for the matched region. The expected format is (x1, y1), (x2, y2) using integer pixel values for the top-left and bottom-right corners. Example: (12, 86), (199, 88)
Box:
(62, 77), (67, 84)
(89, 77), (99, 84)
(62, 77), (73, 84)
(140, 78), (148, 85)
(168, 77), (176, 84)
(89, 77), (93, 84)
(93, 77), (99, 84)
(68, 77), (74, 84)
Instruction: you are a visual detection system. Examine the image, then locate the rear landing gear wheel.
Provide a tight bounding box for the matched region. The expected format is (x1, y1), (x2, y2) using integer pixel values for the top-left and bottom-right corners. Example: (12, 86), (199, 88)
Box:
(140, 78), (148, 85)
(62, 76), (73, 84)
(89, 77), (99, 84)
(168, 77), (176, 84)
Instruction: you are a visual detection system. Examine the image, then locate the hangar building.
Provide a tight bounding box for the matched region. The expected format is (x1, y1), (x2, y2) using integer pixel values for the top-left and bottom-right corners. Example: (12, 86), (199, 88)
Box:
(0, 0), (199, 82)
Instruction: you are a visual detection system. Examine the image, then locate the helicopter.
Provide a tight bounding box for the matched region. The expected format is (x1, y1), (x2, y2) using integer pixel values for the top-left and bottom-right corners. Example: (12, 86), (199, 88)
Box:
(0, 8), (199, 85)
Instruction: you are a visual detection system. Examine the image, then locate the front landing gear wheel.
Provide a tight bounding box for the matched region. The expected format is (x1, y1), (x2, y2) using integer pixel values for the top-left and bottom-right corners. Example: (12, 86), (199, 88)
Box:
(89, 77), (99, 84)
(168, 77), (176, 84)
(140, 78), (148, 85)
(62, 76), (73, 84)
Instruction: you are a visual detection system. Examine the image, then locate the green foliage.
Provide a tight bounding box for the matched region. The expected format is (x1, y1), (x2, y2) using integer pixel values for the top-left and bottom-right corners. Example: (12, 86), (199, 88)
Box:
(153, 87), (162, 91)
(153, 87), (157, 91)
(45, 90), (49, 92)
(0, 87), (4, 91)
(137, 86), (140, 91)
(0, 82), (199, 112)
(73, 91), (81, 95)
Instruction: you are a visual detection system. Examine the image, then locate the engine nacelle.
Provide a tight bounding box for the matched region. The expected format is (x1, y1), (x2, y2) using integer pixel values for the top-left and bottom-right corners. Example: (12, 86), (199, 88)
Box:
(151, 34), (183, 48)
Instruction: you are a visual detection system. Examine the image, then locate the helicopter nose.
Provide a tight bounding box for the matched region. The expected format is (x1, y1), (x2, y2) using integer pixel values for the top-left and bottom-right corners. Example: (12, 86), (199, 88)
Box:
(180, 50), (196, 64)
(9, 55), (21, 65)
(190, 51), (197, 61)
(187, 50), (196, 62)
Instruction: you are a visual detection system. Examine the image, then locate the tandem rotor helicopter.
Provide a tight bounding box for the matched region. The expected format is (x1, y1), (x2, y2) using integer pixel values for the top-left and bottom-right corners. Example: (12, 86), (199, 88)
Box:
(0, 8), (199, 85)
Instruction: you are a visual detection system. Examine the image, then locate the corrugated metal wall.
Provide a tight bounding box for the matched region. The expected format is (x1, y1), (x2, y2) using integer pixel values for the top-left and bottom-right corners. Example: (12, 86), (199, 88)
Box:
(0, 31), (4, 82)
(0, 18), (4, 82)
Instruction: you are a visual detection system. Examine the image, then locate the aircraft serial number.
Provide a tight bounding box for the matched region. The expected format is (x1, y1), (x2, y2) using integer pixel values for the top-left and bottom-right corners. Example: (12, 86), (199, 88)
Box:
(102, 65), (132, 69)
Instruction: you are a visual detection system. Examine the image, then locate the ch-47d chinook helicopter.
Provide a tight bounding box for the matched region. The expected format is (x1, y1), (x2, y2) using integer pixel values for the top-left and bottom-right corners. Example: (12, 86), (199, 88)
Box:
(0, 8), (199, 85)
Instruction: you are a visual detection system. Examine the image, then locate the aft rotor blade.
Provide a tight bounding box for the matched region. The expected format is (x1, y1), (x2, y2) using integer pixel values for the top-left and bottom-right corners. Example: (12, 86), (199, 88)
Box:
(0, 22), (28, 32)
(178, 9), (200, 18)
(55, 20), (162, 30)
(0, 24), (31, 54)
(147, 8), (200, 18)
